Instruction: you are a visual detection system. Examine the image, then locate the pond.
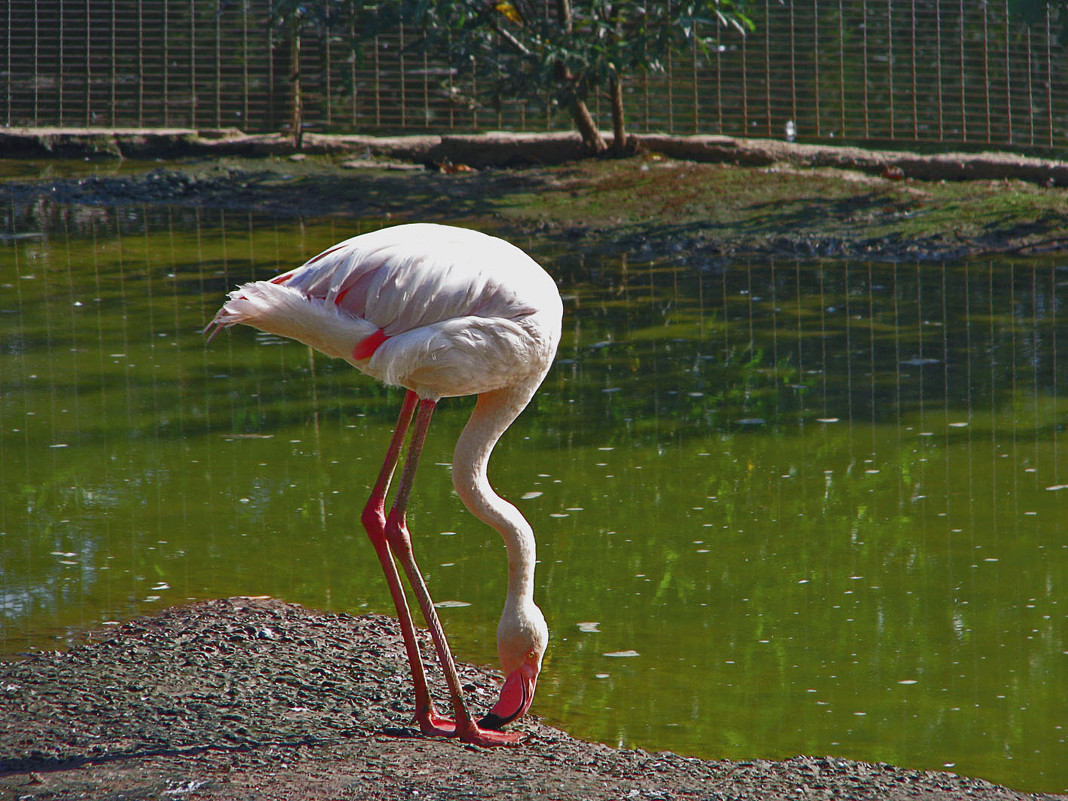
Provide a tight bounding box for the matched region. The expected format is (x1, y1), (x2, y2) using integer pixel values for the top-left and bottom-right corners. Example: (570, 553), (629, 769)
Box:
(1, 198), (1066, 793)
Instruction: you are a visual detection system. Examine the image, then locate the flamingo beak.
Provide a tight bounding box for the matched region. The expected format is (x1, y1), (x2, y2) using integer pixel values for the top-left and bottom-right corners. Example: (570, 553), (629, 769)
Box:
(478, 663), (538, 730)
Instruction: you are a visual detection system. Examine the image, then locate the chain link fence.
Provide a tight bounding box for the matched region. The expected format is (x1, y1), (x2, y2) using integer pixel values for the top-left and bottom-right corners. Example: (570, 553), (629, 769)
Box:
(2, 0), (1066, 151)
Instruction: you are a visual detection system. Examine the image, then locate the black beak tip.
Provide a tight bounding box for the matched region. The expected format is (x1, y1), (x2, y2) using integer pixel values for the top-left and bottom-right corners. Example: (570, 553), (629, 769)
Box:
(478, 712), (510, 731)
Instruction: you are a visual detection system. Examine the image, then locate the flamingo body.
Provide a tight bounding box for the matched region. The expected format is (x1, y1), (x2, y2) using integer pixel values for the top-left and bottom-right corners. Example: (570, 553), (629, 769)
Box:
(208, 223), (561, 746)
(211, 223), (561, 399)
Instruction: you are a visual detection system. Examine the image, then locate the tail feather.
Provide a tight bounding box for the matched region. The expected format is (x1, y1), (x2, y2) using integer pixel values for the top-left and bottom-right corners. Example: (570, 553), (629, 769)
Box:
(204, 281), (378, 365)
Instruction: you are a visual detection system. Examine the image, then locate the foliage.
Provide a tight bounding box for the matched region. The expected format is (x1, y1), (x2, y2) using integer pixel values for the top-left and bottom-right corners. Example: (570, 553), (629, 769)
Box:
(263, 0), (403, 39)
(408, 0), (754, 153)
(258, 0), (753, 154)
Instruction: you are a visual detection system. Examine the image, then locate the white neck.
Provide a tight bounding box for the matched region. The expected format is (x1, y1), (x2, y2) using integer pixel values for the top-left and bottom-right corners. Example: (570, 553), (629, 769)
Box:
(451, 384), (540, 609)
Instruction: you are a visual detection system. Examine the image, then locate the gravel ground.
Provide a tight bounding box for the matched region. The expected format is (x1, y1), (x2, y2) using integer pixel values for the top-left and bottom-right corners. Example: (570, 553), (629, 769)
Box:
(1, 598), (1063, 801)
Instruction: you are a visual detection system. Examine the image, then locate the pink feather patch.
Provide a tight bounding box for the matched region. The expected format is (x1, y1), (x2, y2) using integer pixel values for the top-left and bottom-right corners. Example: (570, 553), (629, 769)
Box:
(353, 328), (388, 360)
(305, 243), (346, 266)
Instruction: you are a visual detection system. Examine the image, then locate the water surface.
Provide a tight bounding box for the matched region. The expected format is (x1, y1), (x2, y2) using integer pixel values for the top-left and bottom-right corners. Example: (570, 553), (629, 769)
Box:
(1, 200), (1065, 791)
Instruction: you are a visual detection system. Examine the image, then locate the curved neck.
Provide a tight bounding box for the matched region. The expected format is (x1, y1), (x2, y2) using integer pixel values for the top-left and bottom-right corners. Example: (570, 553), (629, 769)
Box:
(451, 385), (540, 609)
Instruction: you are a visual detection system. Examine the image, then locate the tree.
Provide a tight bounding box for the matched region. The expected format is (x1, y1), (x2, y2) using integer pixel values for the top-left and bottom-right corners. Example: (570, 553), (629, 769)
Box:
(259, 1), (752, 155)
(410, 0), (753, 155)
(262, 0), (410, 148)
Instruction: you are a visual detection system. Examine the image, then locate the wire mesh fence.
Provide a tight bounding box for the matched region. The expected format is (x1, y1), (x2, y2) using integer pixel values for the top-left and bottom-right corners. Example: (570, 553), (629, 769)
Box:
(2, 0), (1066, 151)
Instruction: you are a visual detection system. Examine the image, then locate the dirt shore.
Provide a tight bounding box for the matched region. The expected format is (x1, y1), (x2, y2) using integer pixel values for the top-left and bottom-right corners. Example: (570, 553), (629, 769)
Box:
(3, 129), (1068, 262)
(2, 597), (1063, 801)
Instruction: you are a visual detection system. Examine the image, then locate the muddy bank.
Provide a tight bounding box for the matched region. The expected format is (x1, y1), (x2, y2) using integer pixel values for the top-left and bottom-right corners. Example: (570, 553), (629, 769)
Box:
(4, 127), (1068, 186)
(3, 131), (1068, 263)
(2, 597), (1061, 801)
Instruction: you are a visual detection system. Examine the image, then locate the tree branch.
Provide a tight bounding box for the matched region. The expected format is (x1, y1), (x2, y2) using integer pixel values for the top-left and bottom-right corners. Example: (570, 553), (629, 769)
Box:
(491, 18), (533, 55)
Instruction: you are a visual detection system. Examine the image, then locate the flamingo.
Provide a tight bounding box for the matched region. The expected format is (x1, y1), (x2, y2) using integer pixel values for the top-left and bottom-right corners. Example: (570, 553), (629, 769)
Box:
(206, 223), (562, 747)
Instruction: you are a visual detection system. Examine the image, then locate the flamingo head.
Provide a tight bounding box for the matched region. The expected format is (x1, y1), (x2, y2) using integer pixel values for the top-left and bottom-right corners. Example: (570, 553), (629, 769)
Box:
(479, 602), (547, 731)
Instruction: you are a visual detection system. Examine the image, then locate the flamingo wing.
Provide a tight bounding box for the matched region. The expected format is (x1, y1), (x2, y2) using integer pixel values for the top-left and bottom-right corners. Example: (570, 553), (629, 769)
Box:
(208, 224), (561, 399)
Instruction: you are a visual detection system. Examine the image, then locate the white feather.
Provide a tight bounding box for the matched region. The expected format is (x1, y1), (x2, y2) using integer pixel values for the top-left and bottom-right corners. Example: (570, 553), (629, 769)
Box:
(209, 281), (378, 364)
(207, 223), (562, 399)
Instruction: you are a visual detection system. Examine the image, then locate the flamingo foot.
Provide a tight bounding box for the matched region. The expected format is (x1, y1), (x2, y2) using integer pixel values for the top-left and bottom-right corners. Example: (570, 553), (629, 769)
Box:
(413, 706), (457, 737)
(412, 709), (521, 746)
(457, 724), (524, 747)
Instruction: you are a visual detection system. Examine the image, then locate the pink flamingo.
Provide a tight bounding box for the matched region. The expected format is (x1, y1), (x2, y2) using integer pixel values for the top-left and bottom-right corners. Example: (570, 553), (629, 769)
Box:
(206, 223), (562, 746)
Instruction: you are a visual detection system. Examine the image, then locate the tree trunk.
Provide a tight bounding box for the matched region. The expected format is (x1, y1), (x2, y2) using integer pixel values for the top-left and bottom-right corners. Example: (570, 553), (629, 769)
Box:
(609, 72), (626, 156)
(555, 0), (606, 153)
(555, 0), (572, 31)
(288, 22), (303, 151)
(569, 96), (607, 153)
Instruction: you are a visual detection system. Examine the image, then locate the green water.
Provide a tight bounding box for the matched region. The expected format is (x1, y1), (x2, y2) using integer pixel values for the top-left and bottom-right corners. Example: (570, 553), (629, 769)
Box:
(1, 200), (1066, 792)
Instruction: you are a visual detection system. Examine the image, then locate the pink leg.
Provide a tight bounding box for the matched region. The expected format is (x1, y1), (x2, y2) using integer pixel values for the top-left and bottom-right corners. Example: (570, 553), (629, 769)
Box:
(361, 390), (454, 737)
(383, 398), (522, 746)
